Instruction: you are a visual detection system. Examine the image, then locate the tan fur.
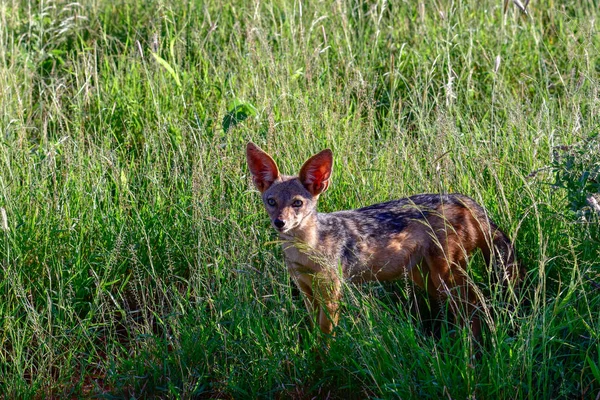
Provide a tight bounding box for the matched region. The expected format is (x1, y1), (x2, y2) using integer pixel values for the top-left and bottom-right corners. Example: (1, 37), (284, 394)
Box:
(246, 142), (521, 338)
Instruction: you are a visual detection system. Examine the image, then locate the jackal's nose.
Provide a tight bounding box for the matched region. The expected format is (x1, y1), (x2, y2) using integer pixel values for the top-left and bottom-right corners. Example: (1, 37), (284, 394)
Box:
(274, 219), (286, 229)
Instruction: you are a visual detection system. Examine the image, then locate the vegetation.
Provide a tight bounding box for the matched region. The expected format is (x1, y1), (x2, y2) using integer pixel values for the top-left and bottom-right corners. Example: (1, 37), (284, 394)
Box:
(0, 0), (598, 398)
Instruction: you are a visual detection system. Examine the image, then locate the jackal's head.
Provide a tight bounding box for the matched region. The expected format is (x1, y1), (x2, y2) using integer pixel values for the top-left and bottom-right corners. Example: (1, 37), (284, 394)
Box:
(246, 142), (332, 235)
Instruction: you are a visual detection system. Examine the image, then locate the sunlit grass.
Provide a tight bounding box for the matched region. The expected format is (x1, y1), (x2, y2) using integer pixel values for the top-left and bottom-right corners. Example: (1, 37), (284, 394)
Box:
(0, 0), (598, 398)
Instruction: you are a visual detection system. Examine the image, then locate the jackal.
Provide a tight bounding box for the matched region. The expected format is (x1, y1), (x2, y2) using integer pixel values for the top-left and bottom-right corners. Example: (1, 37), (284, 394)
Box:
(246, 142), (520, 339)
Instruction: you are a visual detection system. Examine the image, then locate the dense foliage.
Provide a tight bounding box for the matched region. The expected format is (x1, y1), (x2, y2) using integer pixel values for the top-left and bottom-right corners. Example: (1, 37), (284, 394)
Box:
(0, 0), (598, 398)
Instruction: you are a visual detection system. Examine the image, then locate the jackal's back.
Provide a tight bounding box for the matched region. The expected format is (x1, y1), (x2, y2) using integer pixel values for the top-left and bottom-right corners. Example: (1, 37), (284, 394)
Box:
(316, 193), (514, 282)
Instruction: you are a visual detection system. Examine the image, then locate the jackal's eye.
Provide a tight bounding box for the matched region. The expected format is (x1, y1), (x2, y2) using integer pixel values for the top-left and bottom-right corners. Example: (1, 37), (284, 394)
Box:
(266, 198), (276, 207)
(292, 199), (303, 208)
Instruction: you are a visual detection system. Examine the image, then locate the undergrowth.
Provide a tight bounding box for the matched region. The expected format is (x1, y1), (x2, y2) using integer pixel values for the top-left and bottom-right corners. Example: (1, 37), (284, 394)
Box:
(0, 0), (598, 398)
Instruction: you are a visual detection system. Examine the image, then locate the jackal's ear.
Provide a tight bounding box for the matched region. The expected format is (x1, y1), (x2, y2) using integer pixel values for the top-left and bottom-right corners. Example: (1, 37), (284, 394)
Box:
(246, 142), (280, 193)
(299, 149), (333, 196)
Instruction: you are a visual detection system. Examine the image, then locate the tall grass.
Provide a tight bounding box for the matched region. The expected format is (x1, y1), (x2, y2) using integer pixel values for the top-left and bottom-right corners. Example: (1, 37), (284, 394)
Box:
(0, 0), (598, 398)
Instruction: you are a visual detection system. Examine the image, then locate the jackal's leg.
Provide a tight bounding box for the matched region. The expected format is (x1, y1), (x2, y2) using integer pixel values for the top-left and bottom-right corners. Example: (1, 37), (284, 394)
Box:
(295, 278), (316, 321)
(312, 272), (342, 335)
(425, 254), (482, 341)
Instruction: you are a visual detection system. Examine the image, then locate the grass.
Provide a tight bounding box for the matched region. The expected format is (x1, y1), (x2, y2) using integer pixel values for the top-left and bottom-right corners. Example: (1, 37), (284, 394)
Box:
(0, 0), (599, 398)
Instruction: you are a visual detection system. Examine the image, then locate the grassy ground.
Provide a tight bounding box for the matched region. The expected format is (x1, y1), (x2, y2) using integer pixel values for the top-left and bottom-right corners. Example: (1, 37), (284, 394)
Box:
(0, 0), (599, 398)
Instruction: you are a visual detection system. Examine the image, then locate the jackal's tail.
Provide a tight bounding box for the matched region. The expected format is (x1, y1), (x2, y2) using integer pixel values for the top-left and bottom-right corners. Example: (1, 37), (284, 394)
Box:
(483, 227), (523, 287)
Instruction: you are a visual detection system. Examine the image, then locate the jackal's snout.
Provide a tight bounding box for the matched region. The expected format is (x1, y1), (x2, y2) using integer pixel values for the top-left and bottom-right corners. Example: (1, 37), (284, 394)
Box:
(270, 208), (298, 233)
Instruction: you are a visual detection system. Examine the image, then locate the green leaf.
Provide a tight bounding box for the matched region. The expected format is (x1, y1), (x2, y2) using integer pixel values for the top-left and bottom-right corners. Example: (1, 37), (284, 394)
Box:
(222, 102), (256, 133)
(586, 355), (600, 383)
(151, 52), (181, 87)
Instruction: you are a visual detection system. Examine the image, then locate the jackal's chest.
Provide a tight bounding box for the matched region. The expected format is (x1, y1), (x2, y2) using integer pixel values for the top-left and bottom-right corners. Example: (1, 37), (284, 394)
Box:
(281, 242), (331, 275)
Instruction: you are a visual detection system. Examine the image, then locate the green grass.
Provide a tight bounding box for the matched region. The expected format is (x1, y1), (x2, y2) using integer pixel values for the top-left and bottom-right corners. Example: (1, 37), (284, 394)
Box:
(0, 0), (599, 398)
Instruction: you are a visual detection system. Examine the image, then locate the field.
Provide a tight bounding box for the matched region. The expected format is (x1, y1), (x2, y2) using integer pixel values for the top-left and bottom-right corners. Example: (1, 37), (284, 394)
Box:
(1, 0), (599, 398)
